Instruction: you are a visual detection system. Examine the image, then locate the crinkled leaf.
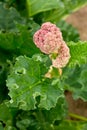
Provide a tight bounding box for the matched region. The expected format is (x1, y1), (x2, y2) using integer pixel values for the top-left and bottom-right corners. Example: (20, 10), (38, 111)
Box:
(15, 99), (67, 130)
(63, 64), (87, 101)
(42, 97), (67, 124)
(72, 64), (87, 101)
(6, 55), (64, 110)
(0, 32), (23, 50)
(16, 111), (39, 130)
(0, 24), (40, 55)
(0, 2), (25, 32)
(0, 3), (40, 54)
(68, 41), (87, 67)
(0, 49), (13, 103)
(62, 65), (82, 91)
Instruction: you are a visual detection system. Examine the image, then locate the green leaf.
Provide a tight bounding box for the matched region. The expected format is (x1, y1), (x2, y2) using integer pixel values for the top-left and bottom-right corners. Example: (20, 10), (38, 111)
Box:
(0, 103), (12, 123)
(15, 98), (67, 130)
(62, 65), (82, 91)
(18, 23), (40, 57)
(0, 123), (3, 130)
(62, 64), (87, 101)
(54, 121), (87, 130)
(0, 49), (13, 103)
(6, 55), (64, 110)
(42, 0), (87, 22)
(42, 97), (68, 124)
(0, 3), (38, 54)
(0, 103), (18, 130)
(68, 41), (87, 67)
(26, 0), (59, 16)
(72, 64), (87, 101)
(0, 24), (40, 55)
(0, 2), (25, 32)
(0, 32), (23, 51)
(16, 111), (39, 130)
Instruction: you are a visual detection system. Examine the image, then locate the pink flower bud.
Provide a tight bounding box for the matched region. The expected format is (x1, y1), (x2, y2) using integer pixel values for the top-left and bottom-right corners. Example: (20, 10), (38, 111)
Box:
(52, 42), (71, 68)
(33, 22), (63, 54)
(41, 22), (62, 39)
(33, 22), (71, 68)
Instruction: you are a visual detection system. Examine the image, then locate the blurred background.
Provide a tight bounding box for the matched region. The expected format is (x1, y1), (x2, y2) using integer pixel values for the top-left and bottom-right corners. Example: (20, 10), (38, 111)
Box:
(66, 5), (87, 40)
(66, 5), (87, 118)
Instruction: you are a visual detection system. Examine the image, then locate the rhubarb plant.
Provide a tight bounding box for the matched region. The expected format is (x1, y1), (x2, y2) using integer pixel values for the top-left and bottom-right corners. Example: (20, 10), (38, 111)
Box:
(0, 0), (87, 130)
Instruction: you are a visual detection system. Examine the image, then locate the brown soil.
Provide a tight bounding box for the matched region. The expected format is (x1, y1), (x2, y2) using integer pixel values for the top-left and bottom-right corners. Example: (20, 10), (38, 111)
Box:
(65, 5), (87, 118)
(66, 5), (87, 41)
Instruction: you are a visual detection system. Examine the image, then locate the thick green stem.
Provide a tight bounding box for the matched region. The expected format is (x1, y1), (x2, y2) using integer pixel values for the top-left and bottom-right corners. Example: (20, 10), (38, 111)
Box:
(69, 113), (87, 121)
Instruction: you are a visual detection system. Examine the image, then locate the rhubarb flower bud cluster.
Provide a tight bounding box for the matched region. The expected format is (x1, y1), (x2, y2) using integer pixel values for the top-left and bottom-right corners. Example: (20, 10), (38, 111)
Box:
(33, 22), (70, 68)
(52, 41), (70, 68)
(33, 22), (62, 54)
